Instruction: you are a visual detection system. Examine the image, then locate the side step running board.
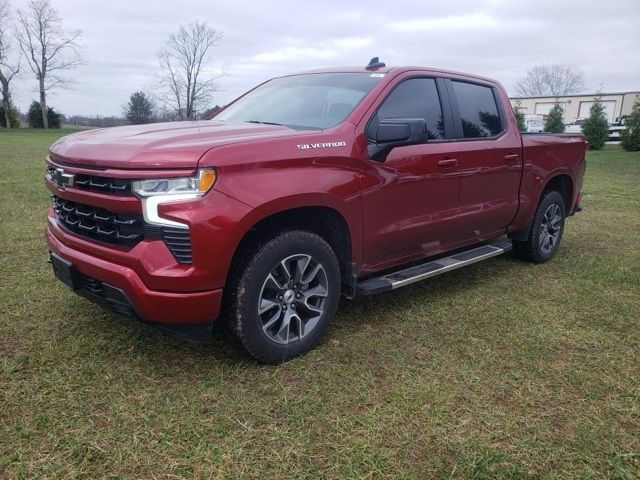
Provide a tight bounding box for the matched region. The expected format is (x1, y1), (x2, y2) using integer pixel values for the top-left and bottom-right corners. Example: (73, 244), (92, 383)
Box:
(357, 240), (513, 296)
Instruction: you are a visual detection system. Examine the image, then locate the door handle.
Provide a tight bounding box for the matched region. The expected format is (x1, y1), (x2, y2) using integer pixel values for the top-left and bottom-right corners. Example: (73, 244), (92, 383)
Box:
(504, 154), (520, 162)
(437, 158), (459, 168)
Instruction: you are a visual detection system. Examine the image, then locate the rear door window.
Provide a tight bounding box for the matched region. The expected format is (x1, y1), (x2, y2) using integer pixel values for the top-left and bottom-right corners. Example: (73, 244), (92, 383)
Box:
(451, 81), (503, 138)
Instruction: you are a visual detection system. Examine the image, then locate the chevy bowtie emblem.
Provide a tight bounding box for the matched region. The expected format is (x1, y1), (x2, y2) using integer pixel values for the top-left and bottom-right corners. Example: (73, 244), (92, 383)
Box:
(52, 168), (75, 188)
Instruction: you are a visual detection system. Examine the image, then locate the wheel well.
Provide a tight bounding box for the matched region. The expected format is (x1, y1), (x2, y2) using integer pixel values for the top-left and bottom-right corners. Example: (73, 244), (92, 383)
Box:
(544, 174), (573, 211)
(229, 206), (352, 285)
(509, 174), (574, 242)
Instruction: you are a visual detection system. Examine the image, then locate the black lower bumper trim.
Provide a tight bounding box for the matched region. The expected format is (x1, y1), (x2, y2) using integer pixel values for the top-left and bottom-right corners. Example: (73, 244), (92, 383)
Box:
(69, 268), (213, 343)
(152, 323), (216, 343)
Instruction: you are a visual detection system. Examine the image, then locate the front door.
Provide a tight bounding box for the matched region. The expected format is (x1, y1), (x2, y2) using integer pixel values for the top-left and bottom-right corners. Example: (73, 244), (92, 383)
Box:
(358, 76), (462, 270)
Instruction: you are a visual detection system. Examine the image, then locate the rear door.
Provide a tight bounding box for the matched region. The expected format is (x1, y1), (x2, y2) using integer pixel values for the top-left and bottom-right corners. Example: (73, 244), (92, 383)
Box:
(446, 79), (522, 241)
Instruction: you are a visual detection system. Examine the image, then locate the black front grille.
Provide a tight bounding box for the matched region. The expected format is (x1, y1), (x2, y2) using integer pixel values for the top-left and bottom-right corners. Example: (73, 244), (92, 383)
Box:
(48, 167), (132, 195)
(51, 196), (193, 263)
(52, 195), (144, 247)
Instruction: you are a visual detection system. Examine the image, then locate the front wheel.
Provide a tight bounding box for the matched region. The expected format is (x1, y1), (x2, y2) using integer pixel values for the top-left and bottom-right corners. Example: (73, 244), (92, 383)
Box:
(226, 230), (341, 363)
(513, 190), (566, 263)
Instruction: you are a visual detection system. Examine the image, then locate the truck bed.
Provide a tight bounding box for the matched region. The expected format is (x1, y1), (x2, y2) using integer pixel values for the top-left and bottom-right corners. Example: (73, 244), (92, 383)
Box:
(522, 132), (587, 163)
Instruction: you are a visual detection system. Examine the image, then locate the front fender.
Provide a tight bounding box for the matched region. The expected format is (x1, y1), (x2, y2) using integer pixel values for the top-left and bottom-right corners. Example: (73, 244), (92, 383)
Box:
(228, 191), (363, 274)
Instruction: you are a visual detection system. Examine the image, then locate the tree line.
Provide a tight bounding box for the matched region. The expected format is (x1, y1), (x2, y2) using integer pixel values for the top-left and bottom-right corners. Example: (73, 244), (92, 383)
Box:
(0, 0), (224, 129)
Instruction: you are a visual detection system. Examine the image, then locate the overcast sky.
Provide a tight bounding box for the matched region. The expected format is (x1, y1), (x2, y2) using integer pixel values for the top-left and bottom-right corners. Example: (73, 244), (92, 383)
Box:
(7, 0), (640, 116)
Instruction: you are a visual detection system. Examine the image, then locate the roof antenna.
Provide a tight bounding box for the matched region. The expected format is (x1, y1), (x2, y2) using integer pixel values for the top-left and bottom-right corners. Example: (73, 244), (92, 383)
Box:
(366, 57), (385, 71)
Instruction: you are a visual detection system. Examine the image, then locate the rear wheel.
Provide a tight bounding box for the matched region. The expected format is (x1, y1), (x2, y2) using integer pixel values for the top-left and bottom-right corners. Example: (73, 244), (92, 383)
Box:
(513, 190), (566, 263)
(226, 230), (341, 363)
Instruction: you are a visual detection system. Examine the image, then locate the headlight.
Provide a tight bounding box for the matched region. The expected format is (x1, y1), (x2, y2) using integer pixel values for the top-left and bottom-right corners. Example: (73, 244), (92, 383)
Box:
(132, 168), (217, 228)
(132, 168), (217, 197)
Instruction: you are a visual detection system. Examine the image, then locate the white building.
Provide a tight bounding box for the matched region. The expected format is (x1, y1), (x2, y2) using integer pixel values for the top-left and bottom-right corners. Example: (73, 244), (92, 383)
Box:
(510, 91), (639, 124)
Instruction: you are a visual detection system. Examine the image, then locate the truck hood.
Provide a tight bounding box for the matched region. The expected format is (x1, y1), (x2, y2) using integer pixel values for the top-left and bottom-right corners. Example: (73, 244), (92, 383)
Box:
(49, 120), (301, 169)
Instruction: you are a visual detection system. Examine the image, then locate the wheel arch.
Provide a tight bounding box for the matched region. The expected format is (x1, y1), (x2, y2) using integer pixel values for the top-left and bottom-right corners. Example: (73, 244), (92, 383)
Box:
(542, 173), (574, 212)
(509, 172), (574, 242)
(226, 202), (355, 294)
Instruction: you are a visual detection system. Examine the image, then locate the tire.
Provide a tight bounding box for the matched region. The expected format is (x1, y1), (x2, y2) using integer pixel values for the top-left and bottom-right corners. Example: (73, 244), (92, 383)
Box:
(513, 190), (566, 263)
(225, 230), (341, 363)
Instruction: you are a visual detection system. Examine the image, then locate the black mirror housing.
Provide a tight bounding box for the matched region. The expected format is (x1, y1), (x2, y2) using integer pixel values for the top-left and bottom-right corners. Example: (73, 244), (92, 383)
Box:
(376, 122), (412, 143)
(368, 118), (428, 161)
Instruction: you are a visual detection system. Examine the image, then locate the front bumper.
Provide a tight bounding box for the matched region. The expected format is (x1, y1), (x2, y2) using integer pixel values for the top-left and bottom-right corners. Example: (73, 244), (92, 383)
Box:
(46, 223), (223, 335)
(44, 159), (255, 340)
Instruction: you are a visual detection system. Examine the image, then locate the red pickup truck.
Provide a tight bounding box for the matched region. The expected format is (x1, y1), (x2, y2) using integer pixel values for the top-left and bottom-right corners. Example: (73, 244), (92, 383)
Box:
(45, 59), (587, 362)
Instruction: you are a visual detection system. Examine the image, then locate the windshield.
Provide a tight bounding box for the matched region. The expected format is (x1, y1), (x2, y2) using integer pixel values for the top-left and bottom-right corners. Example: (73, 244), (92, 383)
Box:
(214, 73), (382, 130)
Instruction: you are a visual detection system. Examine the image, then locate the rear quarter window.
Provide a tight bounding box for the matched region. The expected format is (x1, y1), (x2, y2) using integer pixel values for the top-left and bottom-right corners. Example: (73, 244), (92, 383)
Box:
(451, 81), (503, 138)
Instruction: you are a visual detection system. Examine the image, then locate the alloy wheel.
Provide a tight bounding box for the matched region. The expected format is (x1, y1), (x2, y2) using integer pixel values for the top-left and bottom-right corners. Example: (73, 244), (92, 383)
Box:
(539, 203), (562, 254)
(258, 254), (328, 344)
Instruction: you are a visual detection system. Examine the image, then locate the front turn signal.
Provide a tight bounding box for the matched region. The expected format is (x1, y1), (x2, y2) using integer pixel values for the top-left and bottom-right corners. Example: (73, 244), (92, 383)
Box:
(198, 168), (217, 193)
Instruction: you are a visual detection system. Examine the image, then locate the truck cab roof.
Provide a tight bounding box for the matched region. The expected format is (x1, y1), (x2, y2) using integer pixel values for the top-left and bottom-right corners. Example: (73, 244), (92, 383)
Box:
(289, 66), (500, 86)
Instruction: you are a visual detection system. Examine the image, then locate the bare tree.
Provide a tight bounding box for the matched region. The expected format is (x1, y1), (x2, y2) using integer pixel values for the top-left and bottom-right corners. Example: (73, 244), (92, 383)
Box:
(515, 64), (586, 97)
(157, 21), (223, 120)
(16, 0), (82, 128)
(0, 0), (20, 128)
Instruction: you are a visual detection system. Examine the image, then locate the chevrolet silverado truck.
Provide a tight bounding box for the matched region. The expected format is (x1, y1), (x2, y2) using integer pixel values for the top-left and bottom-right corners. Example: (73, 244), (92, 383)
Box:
(45, 59), (587, 363)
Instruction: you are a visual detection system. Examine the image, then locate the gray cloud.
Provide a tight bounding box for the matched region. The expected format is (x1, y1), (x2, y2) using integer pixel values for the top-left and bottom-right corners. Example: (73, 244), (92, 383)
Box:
(8, 0), (640, 116)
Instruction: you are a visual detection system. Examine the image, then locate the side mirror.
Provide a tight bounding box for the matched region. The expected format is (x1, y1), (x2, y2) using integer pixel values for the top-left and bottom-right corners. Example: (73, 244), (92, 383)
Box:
(367, 118), (429, 161)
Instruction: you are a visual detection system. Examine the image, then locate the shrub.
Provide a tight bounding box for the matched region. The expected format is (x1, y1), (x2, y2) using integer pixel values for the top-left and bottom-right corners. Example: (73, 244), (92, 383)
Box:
(0, 103), (21, 128)
(544, 103), (565, 133)
(514, 109), (526, 132)
(27, 101), (61, 129)
(581, 97), (609, 150)
(620, 100), (640, 151)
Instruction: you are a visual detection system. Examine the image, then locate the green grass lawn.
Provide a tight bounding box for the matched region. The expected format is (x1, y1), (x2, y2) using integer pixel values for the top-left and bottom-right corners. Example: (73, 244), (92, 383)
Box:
(1, 128), (639, 479)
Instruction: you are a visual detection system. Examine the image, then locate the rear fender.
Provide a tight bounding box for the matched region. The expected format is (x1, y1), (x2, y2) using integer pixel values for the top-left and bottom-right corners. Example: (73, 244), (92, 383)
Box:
(508, 169), (574, 239)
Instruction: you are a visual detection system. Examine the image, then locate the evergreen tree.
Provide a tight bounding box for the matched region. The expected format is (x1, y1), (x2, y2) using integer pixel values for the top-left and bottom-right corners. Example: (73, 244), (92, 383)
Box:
(0, 102), (20, 128)
(27, 100), (60, 128)
(581, 97), (609, 150)
(514, 108), (526, 132)
(124, 91), (154, 124)
(28, 101), (42, 127)
(544, 103), (565, 133)
(620, 100), (640, 151)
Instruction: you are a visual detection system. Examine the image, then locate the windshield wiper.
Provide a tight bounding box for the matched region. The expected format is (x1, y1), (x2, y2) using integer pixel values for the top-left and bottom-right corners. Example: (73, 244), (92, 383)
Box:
(245, 120), (284, 126)
(243, 120), (321, 131)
